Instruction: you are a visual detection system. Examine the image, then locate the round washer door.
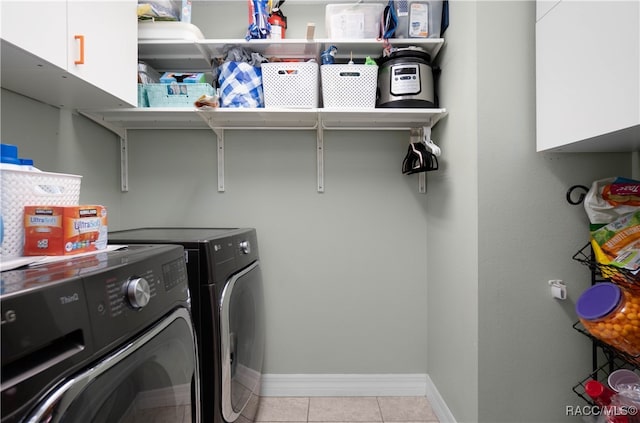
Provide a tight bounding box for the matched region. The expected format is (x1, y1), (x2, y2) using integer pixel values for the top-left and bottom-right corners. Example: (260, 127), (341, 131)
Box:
(26, 308), (200, 423)
(220, 261), (265, 422)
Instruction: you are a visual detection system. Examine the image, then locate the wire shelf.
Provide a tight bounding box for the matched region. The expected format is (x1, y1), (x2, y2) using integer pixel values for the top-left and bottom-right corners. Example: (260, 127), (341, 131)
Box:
(573, 243), (640, 292)
(572, 242), (640, 411)
(573, 321), (640, 367)
(572, 354), (639, 406)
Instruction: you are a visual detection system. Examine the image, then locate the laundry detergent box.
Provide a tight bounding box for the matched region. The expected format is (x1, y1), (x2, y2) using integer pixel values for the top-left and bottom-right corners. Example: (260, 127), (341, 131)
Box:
(23, 205), (108, 256)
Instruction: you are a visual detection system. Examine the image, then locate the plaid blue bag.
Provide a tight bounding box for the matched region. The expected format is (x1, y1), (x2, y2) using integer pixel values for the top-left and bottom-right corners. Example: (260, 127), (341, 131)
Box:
(218, 61), (264, 108)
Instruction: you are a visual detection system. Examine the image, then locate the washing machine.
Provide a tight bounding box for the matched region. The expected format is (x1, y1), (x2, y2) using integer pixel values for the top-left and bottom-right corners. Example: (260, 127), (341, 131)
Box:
(109, 228), (265, 423)
(1, 244), (199, 423)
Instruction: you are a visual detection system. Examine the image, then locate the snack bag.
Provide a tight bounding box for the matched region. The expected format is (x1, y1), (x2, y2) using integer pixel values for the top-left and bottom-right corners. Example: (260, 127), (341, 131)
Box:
(590, 210), (640, 271)
(137, 1), (181, 20)
(584, 177), (640, 225)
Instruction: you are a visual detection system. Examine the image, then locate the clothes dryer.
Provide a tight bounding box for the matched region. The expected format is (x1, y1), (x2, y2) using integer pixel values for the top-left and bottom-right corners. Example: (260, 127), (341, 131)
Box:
(109, 228), (265, 423)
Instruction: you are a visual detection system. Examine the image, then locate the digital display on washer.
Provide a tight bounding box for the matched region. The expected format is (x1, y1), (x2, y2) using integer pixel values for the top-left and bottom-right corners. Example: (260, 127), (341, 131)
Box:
(162, 258), (188, 291)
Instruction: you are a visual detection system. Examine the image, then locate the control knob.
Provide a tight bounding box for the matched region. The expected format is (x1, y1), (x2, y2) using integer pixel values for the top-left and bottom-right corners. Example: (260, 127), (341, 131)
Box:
(239, 240), (251, 255)
(125, 277), (151, 309)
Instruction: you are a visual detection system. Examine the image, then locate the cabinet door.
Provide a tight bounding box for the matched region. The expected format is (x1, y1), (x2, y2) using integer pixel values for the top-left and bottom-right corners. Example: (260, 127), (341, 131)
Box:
(66, 0), (137, 106)
(0, 1), (67, 69)
(536, 0), (640, 152)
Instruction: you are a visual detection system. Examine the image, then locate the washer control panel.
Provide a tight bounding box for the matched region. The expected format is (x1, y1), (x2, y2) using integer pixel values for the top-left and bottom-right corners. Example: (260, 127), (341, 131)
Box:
(104, 268), (158, 317)
(0, 244), (190, 421)
(83, 245), (189, 351)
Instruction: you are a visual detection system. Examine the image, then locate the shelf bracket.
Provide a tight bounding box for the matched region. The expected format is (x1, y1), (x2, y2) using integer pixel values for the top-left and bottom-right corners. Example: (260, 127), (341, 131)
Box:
(120, 134), (129, 192)
(409, 127), (429, 194)
(197, 112), (226, 193)
(418, 173), (426, 194)
(215, 128), (225, 192)
(317, 117), (324, 193)
(79, 111), (129, 192)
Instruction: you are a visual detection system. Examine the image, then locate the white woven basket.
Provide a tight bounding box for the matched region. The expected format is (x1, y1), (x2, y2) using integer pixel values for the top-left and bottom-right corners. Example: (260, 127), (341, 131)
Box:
(321, 64), (378, 108)
(262, 62), (319, 109)
(1, 169), (82, 256)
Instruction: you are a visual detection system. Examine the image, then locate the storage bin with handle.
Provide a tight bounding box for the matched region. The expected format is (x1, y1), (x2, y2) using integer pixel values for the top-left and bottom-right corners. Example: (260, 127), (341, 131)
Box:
(321, 64), (378, 108)
(1, 169), (82, 257)
(262, 62), (319, 108)
(145, 83), (214, 107)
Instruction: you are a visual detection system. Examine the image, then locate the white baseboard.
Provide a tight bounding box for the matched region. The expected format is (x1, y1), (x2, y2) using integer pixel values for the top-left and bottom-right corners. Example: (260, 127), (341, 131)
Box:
(424, 374), (457, 423)
(260, 373), (456, 423)
(261, 373), (428, 397)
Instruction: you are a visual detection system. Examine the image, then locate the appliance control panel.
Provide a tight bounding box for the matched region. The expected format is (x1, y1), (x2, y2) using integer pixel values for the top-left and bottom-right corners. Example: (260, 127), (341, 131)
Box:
(0, 244), (189, 421)
(83, 246), (189, 353)
(163, 257), (188, 291)
(103, 268), (159, 317)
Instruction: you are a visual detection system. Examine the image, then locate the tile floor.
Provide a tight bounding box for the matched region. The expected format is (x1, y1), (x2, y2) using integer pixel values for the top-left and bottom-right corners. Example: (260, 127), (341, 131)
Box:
(254, 396), (440, 422)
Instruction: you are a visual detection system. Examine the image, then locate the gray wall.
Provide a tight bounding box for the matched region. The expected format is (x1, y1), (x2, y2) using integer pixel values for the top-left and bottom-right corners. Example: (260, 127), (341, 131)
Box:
(0, 90), (124, 226)
(2, 1), (639, 422)
(121, 127), (430, 374)
(426, 1), (635, 422)
(1, 91), (431, 375)
(425, 1), (479, 421)
(475, 2), (633, 421)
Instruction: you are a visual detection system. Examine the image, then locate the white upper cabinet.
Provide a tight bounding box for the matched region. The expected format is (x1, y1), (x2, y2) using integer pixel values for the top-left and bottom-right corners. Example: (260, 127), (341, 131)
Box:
(1, 0), (137, 109)
(65, 1), (137, 106)
(536, 0), (640, 152)
(1, 2), (68, 69)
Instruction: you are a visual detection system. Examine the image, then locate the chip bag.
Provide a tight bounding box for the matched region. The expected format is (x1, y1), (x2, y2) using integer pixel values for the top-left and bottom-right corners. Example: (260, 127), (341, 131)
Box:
(590, 210), (640, 272)
(584, 177), (640, 225)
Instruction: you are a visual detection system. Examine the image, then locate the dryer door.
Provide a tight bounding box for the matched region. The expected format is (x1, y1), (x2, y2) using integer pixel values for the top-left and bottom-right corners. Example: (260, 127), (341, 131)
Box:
(220, 261), (265, 422)
(26, 308), (200, 423)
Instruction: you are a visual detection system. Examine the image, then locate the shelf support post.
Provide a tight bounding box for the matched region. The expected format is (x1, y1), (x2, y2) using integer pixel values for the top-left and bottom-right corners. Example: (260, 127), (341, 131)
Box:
(78, 111), (129, 192)
(215, 129), (225, 192)
(317, 118), (324, 193)
(418, 173), (426, 194)
(120, 133), (129, 192)
(197, 112), (226, 193)
(410, 127), (428, 194)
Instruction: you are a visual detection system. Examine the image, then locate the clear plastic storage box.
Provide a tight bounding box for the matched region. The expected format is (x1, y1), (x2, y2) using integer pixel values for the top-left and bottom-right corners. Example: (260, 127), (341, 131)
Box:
(325, 3), (385, 39)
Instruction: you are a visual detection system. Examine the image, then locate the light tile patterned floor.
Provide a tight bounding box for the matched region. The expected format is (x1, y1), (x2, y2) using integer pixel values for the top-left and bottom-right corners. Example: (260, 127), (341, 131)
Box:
(255, 396), (439, 422)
